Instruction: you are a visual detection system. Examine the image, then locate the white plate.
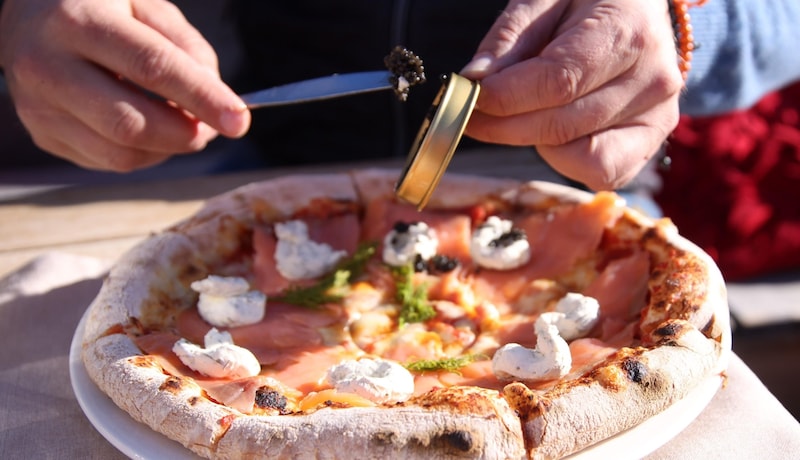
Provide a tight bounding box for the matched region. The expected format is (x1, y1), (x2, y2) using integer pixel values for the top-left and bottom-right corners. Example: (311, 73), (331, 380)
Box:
(69, 310), (200, 460)
(70, 308), (722, 460)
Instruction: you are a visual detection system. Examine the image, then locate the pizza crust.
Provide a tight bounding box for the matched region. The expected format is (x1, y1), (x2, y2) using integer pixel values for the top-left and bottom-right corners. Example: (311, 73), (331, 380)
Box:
(216, 387), (525, 459)
(81, 169), (730, 459)
(508, 323), (726, 459)
(83, 333), (237, 458)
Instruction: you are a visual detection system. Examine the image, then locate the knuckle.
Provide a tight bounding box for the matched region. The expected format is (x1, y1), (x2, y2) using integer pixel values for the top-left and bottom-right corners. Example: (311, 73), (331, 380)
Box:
(128, 47), (173, 89)
(542, 61), (582, 106)
(108, 104), (147, 147)
(651, 66), (684, 100)
(492, 10), (525, 46)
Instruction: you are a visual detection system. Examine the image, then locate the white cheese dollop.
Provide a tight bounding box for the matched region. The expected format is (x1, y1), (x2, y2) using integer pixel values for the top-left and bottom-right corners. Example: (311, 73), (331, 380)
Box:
(492, 312), (572, 381)
(173, 328), (261, 379)
(491, 293), (600, 381)
(191, 275), (266, 328)
(470, 216), (530, 270)
(325, 358), (415, 403)
(274, 220), (347, 280)
(382, 221), (438, 267)
(553, 292), (600, 341)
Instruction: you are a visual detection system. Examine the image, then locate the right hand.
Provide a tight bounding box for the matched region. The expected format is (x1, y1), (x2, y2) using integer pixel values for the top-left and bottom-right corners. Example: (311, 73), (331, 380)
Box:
(461, 0), (683, 191)
(0, 0), (251, 171)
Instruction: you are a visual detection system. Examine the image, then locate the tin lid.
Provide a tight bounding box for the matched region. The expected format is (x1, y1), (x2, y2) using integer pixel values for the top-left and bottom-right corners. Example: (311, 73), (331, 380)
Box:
(395, 73), (480, 209)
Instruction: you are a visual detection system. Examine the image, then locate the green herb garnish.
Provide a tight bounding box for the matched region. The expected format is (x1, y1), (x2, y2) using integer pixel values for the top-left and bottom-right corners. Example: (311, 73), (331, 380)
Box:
(274, 242), (377, 308)
(405, 355), (479, 374)
(391, 263), (435, 326)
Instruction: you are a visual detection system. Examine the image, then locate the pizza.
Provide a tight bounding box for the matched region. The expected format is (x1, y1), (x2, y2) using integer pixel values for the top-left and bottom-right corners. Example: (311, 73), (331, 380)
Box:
(80, 169), (731, 459)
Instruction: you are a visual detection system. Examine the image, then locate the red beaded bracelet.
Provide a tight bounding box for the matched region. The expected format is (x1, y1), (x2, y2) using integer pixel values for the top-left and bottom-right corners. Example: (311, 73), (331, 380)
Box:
(669, 0), (708, 81)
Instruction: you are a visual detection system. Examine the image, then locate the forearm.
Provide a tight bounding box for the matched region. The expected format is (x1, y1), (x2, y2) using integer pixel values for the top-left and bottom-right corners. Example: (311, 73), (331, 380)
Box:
(682, 0), (800, 115)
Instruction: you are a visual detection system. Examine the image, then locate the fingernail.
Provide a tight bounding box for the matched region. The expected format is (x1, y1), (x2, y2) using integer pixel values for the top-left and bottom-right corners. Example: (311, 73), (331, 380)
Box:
(461, 53), (494, 78)
(219, 103), (249, 137)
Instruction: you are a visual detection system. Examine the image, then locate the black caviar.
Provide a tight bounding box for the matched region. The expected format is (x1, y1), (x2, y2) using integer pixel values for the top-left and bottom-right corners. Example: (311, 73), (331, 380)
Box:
(489, 228), (527, 248)
(428, 254), (460, 274)
(384, 46), (426, 101)
(413, 254), (460, 274)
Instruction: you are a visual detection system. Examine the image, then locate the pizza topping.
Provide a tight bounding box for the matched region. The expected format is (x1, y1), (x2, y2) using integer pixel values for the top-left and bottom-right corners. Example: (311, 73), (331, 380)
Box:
(274, 220), (347, 280)
(406, 354), (478, 374)
(392, 263), (436, 326)
(492, 292), (600, 380)
(552, 292), (601, 341)
(383, 221), (439, 267)
(471, 216), (530, 270)
(172, 328), (261, 379)
(491, 292), (601, 381)
(274, 242), (376, 309)
(384, 46), (426, 102)
(427, 254), (460, 274)
(325, 358), (415, 403)
(492, 312), (572, 381)
(298, 389), (376, 411)
(190, 275), (266, 328)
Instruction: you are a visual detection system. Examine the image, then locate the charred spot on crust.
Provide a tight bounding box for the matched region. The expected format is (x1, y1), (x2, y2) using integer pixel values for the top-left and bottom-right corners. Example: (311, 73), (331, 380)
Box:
(654, 321), (685, 339)
(436, 430), (474, 452)
(159, 376), (185, 394)
(621, 358), (648, 384)
(384, 46), (426, 101)
(373, 429), (476, 455)
(254, 387), (289, 413)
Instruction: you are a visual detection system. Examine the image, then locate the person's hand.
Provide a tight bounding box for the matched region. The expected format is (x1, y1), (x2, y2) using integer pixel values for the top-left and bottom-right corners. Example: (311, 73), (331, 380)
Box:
(461, 0), (683, 190)
(0, 0), (250, 171)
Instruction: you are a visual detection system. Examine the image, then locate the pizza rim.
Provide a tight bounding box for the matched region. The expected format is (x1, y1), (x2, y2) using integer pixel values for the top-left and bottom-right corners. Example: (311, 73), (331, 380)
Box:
(81, 169), (730, 459)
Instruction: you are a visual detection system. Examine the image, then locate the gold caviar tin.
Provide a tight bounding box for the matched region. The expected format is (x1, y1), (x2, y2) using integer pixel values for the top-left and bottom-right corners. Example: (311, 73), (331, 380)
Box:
(395, 72), (480, 210)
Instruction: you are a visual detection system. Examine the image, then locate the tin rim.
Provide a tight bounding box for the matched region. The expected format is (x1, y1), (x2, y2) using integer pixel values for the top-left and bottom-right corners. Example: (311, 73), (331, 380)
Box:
(395, 73), (480, 209)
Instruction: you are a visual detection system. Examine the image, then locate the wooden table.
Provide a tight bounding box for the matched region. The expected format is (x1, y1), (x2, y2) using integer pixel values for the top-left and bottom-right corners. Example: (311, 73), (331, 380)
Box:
(1, 150), (798, 459)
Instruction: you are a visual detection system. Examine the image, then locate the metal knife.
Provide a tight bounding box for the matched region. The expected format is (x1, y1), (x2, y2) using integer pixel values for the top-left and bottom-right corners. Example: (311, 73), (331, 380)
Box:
(240, 70), (394, 108)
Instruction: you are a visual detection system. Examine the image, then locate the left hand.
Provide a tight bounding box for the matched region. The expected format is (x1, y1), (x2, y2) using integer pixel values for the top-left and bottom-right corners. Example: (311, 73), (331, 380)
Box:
(461, 0), (683, 190)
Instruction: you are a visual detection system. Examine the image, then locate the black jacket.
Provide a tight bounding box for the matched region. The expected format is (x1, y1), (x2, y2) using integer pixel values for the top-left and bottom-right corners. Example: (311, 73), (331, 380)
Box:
(230, 0), (508, 165)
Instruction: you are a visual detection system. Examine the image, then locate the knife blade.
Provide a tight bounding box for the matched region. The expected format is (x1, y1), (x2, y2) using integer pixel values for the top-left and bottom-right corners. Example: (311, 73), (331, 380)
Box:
(240, 70), (394, 108)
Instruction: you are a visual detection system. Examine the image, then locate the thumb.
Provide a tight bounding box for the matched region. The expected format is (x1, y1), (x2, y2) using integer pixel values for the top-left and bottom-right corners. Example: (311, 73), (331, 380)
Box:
(461, 0), (566, 79)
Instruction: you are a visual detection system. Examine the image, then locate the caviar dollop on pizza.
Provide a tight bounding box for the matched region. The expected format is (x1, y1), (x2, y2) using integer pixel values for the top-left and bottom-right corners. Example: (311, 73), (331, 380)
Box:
(81, 169), (731, 459)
